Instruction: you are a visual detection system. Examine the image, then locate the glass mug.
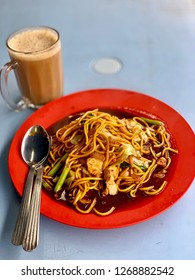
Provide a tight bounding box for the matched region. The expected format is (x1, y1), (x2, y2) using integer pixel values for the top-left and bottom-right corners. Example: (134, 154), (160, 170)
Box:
(0, 26), (64, 111)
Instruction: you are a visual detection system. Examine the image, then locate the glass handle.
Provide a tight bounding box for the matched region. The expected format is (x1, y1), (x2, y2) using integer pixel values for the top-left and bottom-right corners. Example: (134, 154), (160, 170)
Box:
(0, 61), (26, 111)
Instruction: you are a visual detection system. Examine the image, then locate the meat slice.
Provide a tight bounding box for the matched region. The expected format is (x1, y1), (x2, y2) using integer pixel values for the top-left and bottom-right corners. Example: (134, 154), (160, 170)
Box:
(87, 157), (103, 177)
(103, 165), (119, 195)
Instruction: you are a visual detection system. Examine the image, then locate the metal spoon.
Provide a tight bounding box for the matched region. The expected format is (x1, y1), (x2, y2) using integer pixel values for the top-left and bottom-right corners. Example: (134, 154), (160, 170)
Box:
(12, 125), (51, 247)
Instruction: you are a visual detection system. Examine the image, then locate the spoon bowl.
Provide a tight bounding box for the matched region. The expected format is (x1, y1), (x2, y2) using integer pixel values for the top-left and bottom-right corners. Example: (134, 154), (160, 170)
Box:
(12, 125), (51, 246)
(21, 125), (51, 167)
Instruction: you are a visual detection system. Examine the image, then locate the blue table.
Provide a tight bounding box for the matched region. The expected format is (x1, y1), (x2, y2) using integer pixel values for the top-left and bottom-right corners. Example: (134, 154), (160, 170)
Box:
(0, 0), (194, 260)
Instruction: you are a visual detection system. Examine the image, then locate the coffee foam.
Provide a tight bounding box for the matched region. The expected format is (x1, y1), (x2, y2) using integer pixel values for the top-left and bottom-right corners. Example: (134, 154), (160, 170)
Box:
(8, 28), (60, 60)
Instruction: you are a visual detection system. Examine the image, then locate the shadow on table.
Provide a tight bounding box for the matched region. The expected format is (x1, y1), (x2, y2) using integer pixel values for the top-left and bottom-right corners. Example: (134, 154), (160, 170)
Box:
(0, 137), (22, 259)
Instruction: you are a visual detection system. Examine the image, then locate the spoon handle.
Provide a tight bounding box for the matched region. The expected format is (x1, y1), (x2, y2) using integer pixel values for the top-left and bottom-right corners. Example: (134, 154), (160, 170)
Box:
(12, 166), (35, 245)
(22, 166), (43, 251)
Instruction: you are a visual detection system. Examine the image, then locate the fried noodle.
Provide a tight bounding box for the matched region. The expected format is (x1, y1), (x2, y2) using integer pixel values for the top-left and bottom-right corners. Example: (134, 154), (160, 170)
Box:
(42, 109), (178, 216)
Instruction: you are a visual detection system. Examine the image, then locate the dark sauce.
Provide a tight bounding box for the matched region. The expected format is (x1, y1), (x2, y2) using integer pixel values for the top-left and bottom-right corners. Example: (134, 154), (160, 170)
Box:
(44, 107), (178, 214)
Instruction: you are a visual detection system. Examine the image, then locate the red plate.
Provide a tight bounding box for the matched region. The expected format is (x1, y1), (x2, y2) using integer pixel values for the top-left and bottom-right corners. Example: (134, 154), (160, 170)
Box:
(8, 89), (195, 228)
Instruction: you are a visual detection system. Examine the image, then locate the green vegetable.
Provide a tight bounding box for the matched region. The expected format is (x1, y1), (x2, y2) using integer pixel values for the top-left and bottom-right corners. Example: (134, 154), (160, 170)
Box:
(64, 170), (75, 186)
(141, 117), (163, 126)
(54, 166), (70, 193)
(120, 162), (131, 168)
(70, 134), (82, 144)
(48, 153), (68, 176)
(42, 179), (53, 191)
(137, 165), (147, 171)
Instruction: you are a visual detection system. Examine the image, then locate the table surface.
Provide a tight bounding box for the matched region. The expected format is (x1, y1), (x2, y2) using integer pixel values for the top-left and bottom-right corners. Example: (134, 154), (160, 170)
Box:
(0, 0), (194, 260)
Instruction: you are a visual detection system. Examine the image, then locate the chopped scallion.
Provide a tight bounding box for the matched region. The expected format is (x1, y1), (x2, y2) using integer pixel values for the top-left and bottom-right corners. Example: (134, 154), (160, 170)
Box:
(141, 117), (163, 126)
(48, 153), (68, 176)
(54, 166), (70, 193)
